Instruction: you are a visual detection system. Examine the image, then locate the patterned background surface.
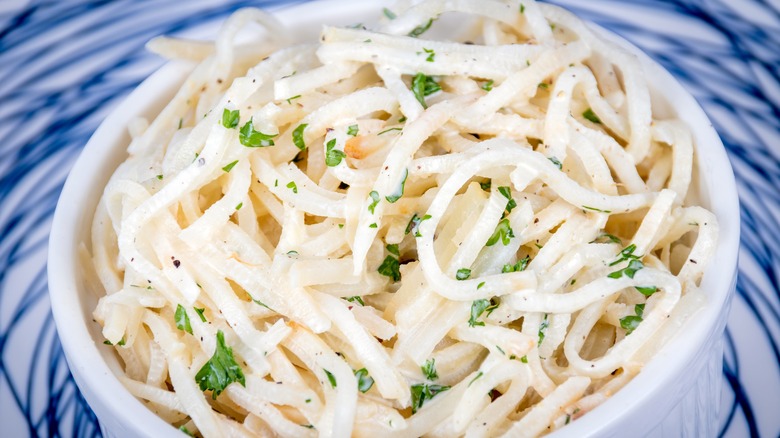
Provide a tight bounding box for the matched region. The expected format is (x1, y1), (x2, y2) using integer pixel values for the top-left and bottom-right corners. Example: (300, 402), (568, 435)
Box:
(0, 0), (778, 436)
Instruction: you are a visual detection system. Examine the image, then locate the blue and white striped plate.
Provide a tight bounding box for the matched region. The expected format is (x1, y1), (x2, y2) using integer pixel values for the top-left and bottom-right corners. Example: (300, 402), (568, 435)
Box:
(1, 1), (777, 436)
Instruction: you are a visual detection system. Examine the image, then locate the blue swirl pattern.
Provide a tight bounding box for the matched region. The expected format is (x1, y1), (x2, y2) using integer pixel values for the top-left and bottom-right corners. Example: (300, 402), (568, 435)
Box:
(0, 1), (778, 437)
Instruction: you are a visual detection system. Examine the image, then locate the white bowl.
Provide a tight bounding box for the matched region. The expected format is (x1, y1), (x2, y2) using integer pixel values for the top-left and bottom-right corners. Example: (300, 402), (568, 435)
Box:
(48, 1), (740, 437)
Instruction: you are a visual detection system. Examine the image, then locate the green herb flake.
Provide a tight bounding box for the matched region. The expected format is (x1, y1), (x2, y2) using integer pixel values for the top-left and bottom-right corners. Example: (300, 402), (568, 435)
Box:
(324, 369), (337, 388)
(592, 233), (623, 245)
(222, 160), (239, 173)
(502, 255), (530, 273)
(495, 345), (505, 355)
(479, 179), (492, 191)
(456, 268), (472, 281)
(422, 47), (435, 62)
(620, 315), (643, 335)
(411, 73), (441, 109)
(194, 330), (246, 399)
(477, 281), (485, 289)
(421, 358), (438, 380)
(468, 371), (483, 386)
(378, 255), (401, 282)
(178, 118), (183, 129)
(175, 304), (193, 334)
(410, 383), (450, 413)
(378, 127), (402, 135)
(469, 298), (499, 327)
(635, 303), (645, 318)
(520, 3), (525, 13)
(221, 108), (240, 129)
(538, 314), (549, 346)
(292, 123), (308, 151)
(300, 424), (315, 429)
(497, 186), (517, 215)
(385, 168), (408, 203)
(369, 223), (378, 228)
(286, 181), (298, 194)
(382, 7), (397, 19)
(520, 355), (528, 363)
(408, 18), (434, 38)
(179, 425), (194, 436)
(635, 286), (658, 296)
(347, 124), (359, 137)
(386, 243), (400, 257)
(583, 108), (602, 124)
(368, 190), (381, 214)
(398, 116), (407, 123)
(325, 138), (347, 167)
(194, 307), (207, 322)
(252, 298), (272, 310)
(354, 368), (374, 393)
(608, 259), (645, 279)
(239, 118), (277, 147)
(486, 218), (515, 246)
(481, 80), (494, 92)
(345, 296), (365, 306)
(537, 82), (549, 90)
(582, 205), (612, 213)
(285, 94), (301, 104)
(548, 156), (563, 170)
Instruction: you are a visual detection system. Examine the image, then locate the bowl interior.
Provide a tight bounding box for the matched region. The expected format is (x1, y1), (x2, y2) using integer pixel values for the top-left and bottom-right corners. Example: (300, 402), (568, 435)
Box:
(47, 2), (740, 437)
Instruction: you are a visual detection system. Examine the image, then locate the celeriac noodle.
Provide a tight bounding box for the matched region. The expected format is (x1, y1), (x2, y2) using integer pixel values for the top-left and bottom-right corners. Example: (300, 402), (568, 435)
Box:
(90, 1), (718, 437)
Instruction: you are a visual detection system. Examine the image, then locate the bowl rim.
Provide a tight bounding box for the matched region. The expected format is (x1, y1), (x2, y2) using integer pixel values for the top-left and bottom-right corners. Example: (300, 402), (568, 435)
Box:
(47, 1), (741, 437)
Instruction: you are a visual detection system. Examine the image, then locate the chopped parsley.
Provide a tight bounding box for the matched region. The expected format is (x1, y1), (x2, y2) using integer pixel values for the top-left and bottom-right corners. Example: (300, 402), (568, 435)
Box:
(520, 355), (528, 363)
(239, 118), (277, 147)
(325, 138), (346, 167)
(548, 156), (563, 170)
(285, 94), (301, 104)
(520, 3), (525, 13)
(385, 168), (408, 203)
(378, 253), (401, 282)
(252, 298), (272, 310)
(286, 181), (298, 194)
(368, 191), (381, 214)
(538, 314), (549, 346)
(481, 80), (494, 92)
(156, 174), (163, 180)
(486, 218), (514, 246)
(497, 186), (517, 216)
(222, 160), (238, 173)
(608, 259), (644, 279)
(410, 383), (450, 413)
(635, 286), (658, 296)
(386, 243), (400, 257)
(354, 368), (374, 393)
(582, 205), (611, 213)
(408, 18), (433, 38)
(378, 127), (402, 135)
(323, 369), (337, 388)
(195, 330), (246, 399)
(422, 47), (435, 62)
(591, 233), (623, 245)
(347, 124), (359, 137)
(369, 223), (378, 228)
(609, 244), (640, 266)
(221, 108), (240, 129)
(411, 73), (441, 109)
(620, 304), (645, 335)
(456, 268), (472, 280)
(345, 296), (365, 306)
(235, 202), (243, 210)
(537, 82), (549, 90)
(479, 179), (492, 191)
(292, 123), (308, 151)
(175, 304), (192, 334)
(382, 7), (397, 19)
(406, 213), (431, 237)
(179, 425), (194, 436)
(468, 298), (499, 327)
(468, 371), (483, 386)
(421, 358), (438, 380)
(194, 307), (207, 322)
(583, 108), (601, 124)
(502, 255), (530, 273)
